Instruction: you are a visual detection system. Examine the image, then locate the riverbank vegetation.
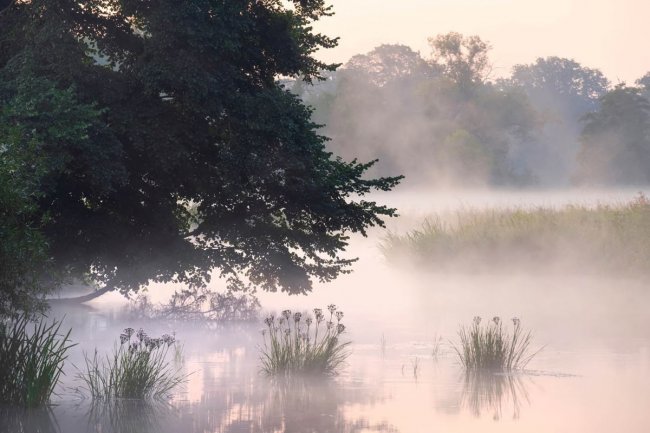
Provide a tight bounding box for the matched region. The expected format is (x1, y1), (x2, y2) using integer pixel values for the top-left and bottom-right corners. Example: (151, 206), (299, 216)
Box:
(382, 194), (650, 275)
(0, 316), (73, 407)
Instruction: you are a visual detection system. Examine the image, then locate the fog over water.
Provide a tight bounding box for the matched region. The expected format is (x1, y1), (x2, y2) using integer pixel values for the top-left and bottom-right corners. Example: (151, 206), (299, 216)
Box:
(2, 2), (649, 432)
(5, 188), (649, 433)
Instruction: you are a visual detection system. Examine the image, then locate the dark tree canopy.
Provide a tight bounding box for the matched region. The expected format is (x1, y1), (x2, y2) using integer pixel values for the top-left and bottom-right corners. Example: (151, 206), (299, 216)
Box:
(0, 0), (402, 313)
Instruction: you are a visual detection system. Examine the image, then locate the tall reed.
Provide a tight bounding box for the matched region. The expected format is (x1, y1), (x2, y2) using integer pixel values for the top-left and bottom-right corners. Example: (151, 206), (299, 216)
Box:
(77, 328), (186, 399)
(260, 305), (350, 376)
(0, 315), (73, 407)
(382, 194), (650, 274)
(452, 316), (539, 371)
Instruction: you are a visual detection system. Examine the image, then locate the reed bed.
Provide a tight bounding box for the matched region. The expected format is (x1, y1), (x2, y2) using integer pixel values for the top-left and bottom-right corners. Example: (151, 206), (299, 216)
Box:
(382, 194), (650, 274)
(452, 316), (539, 371)
(0, 315), (73, 407)
(77, 328), (186, 399)
(260, 305), (350, 376)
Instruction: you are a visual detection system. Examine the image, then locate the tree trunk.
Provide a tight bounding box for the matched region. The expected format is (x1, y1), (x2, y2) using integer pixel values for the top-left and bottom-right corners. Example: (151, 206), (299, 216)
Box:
(47, 286), (114, 305)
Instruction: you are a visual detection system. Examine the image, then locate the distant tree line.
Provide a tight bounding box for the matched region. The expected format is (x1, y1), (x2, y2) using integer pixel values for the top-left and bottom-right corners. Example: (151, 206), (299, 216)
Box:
(292, 33), (650, 187)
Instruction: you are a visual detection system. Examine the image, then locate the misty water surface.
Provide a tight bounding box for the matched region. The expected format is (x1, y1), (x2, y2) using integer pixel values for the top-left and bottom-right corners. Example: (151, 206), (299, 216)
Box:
(3, 190), (650, 433)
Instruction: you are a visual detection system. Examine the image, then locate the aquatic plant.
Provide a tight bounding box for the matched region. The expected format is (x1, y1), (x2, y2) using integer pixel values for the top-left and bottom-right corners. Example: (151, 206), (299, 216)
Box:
(77, 328), (186, 399)
(431, 333), (444, 360)
(259, 305), (351, 376)
(411, 356), (420, 378)
(0, 315), (73, 407)
(452, 316), (540, 371)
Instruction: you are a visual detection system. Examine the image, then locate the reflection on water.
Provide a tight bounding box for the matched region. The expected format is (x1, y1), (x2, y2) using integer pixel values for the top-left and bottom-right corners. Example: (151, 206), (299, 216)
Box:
(5, 185), (650, 433)
(176, 373), (395, 433)
(84, 399), (177, 433)
(459, 372), (531, 420)
(0, 406), (59, 433)
(8, 369), (395, 433)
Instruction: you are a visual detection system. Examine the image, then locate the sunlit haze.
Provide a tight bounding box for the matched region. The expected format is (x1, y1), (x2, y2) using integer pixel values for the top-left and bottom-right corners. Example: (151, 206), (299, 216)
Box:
(314, 0), (649, 83)
(2, 2), (650, 432)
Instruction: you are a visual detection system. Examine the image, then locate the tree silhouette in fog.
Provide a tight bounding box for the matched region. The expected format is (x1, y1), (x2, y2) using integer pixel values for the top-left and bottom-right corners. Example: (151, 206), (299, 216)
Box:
(576, 85), (650, 184)
(0, 0), (402, 314)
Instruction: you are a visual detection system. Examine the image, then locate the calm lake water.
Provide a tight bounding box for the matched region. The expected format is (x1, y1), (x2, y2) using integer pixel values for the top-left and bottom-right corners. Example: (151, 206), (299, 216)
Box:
(2, 189), (650, 433)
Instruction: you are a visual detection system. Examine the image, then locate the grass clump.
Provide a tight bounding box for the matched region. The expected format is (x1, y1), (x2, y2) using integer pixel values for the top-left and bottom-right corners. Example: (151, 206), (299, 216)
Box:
(0, 315), (73, 407)
(453, 316), (539, 371)
(382, 193), (650, 275)
(260, 304), (351, 376)
(77, 328), (186, 399)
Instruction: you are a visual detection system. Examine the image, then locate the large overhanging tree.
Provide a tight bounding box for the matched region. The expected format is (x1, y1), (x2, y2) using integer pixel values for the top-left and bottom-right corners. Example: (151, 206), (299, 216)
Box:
(0, 0), (402, 313)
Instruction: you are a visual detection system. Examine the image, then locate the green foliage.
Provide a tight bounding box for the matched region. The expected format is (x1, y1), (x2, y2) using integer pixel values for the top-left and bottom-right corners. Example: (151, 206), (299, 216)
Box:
(77, 328), (186, 399)
(0, 315), (73, 407)
(453, 316), (538, 371)
(260, 305), (350, 376)
(0, 0), (401, 308)
(0, 74), (108, 316)
(576, 85), (650, 185)
(382, 194), (650, 274)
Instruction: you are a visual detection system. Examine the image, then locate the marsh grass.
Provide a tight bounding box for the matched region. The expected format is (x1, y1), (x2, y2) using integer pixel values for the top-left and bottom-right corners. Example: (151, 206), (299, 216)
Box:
(260, 305), (351, 376)
(0, 315), (73, 407)
(77, 328), (186, 399)
(382, 194), (650, 274)
(453, 317), (540, 371)
(431, 333), (444, 360)
(411, 356), (420, 378)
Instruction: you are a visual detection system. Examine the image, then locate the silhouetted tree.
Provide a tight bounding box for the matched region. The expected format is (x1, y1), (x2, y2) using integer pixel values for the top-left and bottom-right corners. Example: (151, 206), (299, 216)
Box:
(637, 72), (650, 99)
(498, 57), (610, 185)
(344, 44), (432, 87)
(576, 85), (650, 184)
(0, 0), (402, 313)
(428, 32), (492, 90)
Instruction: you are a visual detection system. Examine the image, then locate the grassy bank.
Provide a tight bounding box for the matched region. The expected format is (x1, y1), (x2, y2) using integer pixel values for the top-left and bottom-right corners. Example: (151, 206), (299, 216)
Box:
(382, 194), (650, 274)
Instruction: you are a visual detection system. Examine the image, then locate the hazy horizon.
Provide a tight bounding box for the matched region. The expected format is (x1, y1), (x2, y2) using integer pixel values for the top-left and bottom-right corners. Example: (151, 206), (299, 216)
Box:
(313, 0), (649, 84)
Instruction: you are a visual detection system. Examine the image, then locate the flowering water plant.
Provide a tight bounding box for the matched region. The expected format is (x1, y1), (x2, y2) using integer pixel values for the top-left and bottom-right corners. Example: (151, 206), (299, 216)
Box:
(259, 304), (350, 376)
(77, 328), (186, 399)
(453, 316), (541, 371)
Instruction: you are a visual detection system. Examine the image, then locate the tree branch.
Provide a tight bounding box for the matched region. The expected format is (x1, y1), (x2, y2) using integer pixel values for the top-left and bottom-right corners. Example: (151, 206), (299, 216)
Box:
(48, 285), (114, 304)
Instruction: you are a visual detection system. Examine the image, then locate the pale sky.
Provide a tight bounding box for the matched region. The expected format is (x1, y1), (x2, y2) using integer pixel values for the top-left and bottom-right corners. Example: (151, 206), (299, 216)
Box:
(312, 0), (650, 84)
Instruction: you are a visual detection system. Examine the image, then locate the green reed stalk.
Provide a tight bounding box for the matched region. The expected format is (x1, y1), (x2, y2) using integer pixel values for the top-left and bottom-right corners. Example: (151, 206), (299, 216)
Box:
(0, 315), (74, 407)
(77, 328), (186, 399)
(453, 316), (541, 371)
(260, 305), (351, 376)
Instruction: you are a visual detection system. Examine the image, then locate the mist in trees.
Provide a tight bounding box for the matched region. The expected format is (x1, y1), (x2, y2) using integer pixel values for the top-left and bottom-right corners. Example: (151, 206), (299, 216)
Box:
(293, 33), (650, 188)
